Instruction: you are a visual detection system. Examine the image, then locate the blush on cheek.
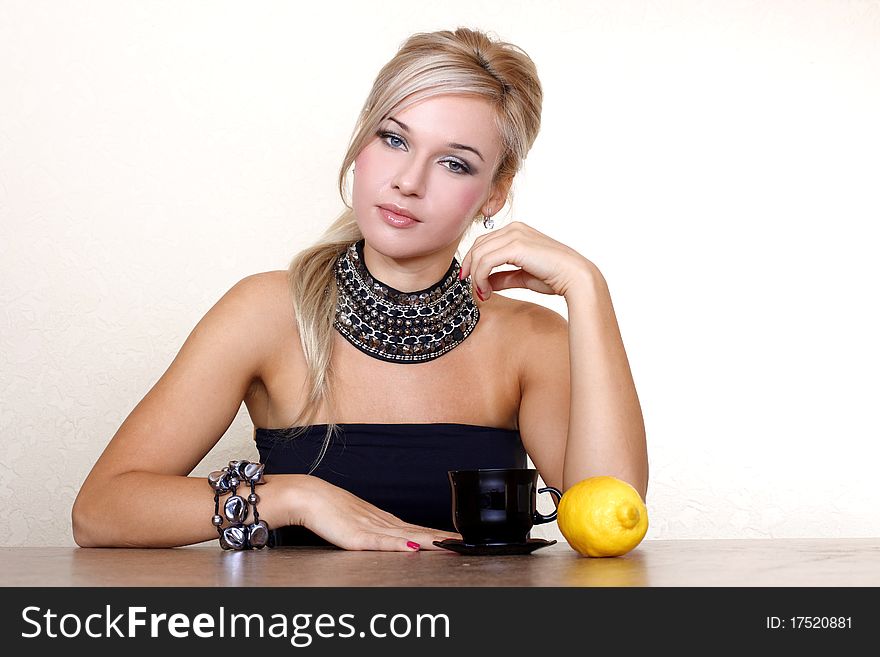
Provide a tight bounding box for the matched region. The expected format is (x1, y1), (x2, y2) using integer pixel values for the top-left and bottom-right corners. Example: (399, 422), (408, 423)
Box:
(353, 150), (371, 172)
(456, 189), (485, 219)
(352, 150), (379, 200)
(354, 147), (395, 191)
(355, 142), (387, 171)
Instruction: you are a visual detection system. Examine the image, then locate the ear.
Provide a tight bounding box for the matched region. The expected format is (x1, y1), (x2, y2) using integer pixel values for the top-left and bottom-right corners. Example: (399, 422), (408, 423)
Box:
(483, 174), (514, 216)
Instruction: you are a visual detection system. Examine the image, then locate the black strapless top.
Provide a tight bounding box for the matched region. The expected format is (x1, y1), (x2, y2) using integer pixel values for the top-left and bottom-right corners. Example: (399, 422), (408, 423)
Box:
(254, 423), (526, 546)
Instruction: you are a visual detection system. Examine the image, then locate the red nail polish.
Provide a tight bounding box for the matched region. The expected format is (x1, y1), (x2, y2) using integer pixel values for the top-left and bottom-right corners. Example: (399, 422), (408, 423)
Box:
(458, 269), (463, 280)
(407, 541), (420, 551)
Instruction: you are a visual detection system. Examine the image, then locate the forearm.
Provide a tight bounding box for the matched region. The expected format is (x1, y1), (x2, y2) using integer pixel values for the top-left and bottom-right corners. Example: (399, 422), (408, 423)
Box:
(562, 266), (648, 499)
(72, 471), (312, 548)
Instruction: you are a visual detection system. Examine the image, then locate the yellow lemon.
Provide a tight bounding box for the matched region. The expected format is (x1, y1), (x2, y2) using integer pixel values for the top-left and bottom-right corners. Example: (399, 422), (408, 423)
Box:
(557, 476), (648, 557)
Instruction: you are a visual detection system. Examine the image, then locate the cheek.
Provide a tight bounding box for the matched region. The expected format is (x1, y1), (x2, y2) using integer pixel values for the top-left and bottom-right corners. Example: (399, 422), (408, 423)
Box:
(352, 151), (378, 201)
(453, 188), (484, 218)
(353, 151), (371, 183)
(354, 150), (371, 170)
(353, 147), (392, 193)
(355, 141), (394, 174)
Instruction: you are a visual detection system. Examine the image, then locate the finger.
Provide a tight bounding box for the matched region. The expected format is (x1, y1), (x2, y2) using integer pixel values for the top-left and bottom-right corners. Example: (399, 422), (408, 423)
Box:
(399, 524), (463, 549)
(488, 268), (557, 295)
(462, 233), (509, 281)
(367, 519), (460, 551)
(487, 268), (528, 292)
(469, 239), (518, 300)
(459, 228), (510, 280)
(399, 520), (459, 536)
(422, 533), (464, 550)
(351, 532), (424, 552)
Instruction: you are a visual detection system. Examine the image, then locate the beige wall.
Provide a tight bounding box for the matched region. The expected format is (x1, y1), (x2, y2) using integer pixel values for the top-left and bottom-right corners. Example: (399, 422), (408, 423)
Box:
(2, 0), (878, 546)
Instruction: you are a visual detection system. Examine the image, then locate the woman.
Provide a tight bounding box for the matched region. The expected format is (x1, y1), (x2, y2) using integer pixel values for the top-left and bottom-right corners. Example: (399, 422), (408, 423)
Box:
(72, 27), (648, 552)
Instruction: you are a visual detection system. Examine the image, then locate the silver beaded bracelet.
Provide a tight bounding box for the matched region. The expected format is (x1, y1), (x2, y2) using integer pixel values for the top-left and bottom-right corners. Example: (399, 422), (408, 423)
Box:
(208, 460), (269, 550)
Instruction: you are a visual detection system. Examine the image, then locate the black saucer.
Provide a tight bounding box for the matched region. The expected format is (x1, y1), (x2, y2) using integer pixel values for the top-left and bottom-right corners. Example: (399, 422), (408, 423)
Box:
(432, 537), (556, 555)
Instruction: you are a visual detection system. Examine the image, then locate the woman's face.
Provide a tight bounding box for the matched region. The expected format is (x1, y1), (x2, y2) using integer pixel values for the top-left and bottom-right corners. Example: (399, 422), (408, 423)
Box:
(352, 94), (506, 260)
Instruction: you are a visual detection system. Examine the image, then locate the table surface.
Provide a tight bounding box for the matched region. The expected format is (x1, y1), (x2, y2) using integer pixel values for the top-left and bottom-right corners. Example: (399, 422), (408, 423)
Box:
(4, 538), (879, 586)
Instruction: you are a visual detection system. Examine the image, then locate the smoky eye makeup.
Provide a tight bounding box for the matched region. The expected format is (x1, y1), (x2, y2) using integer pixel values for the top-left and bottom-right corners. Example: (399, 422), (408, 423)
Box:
(374, 127), (477, 176)
(375, 129), (406, 149)
(443, 158), (473, 175)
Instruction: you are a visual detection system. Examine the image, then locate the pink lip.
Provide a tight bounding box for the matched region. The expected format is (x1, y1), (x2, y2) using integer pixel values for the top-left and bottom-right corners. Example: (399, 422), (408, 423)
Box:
(378, 204), (421, 222)
(378, 207), (417, 228)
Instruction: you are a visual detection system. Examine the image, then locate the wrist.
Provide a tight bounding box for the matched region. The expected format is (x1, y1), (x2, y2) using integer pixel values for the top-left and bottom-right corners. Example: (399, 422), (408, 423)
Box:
(562, 261), (607, 303)
(279, 473), (318, 528)
(209, 460), (270, 550)
(254, 473), (313, 529)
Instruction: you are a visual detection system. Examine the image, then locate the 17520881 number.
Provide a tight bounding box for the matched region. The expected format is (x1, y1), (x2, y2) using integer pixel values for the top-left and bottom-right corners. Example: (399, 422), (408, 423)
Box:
(766, 616), (852, 629)
(790, 617), (851, 629)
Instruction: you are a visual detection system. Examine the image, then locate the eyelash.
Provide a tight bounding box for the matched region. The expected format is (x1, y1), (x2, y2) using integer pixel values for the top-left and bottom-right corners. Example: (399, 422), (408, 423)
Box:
(375, 130), (473, 175)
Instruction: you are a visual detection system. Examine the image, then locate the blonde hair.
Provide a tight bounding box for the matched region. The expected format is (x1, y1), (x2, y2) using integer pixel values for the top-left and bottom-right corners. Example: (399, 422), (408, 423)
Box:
(280, 27), (543, 471)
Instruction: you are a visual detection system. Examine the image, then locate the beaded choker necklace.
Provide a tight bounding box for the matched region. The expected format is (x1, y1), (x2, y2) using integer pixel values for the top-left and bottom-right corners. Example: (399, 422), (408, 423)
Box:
(333, 239), (480, 364)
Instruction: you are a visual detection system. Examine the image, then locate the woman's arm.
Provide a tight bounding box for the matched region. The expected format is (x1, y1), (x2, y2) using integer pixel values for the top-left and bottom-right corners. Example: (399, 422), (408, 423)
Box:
(561, 264), (648, 499)
(72, 471), (311, 548)
(459, 222), (648, 501)
(71, 273), (290, 547)
(72, 272), (457, 550)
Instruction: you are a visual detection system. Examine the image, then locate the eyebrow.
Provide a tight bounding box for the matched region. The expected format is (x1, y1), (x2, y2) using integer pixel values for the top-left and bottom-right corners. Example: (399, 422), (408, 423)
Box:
(386, 117), (485, 162)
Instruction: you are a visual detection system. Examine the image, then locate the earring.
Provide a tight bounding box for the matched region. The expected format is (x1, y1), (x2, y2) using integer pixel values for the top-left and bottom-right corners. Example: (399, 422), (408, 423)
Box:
(482, 209), (494, 230)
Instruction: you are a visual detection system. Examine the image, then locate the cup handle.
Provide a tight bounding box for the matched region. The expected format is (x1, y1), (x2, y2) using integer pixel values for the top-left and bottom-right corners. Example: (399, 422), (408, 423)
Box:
(533, 486), (563, 525)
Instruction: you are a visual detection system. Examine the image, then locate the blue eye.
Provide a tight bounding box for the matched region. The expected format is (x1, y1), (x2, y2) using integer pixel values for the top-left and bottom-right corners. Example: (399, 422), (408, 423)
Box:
(377, 131), (406, 149)
(375, 130), (473, 175)
(443, 160), (471, 175)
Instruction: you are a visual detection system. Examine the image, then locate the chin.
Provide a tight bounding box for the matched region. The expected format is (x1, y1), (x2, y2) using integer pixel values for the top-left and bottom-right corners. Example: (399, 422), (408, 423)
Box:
(360, 222), (414, 246)
(368, 239), (424, 260)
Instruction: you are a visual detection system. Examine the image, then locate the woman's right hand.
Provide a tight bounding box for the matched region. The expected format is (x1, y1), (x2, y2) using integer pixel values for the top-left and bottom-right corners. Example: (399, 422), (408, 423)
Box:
(294, 476), (461, 551)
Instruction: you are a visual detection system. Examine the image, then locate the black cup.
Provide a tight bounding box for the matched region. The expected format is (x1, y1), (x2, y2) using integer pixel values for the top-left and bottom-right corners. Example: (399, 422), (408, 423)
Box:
(448, 468), (562, 545)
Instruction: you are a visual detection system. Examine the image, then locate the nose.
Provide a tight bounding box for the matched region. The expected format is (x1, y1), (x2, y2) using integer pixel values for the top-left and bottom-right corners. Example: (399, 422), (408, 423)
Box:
(391, 159), (427, 197)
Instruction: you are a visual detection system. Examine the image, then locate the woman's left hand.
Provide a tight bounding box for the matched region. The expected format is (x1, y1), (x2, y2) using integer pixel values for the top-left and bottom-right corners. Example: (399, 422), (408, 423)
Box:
(459, 221), (595, 300)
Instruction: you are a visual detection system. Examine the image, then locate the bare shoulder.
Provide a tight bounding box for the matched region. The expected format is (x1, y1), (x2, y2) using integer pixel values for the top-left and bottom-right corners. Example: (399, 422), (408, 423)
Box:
(222, 270), (297, 366)
(235, 269), (289, 303)
(235, 270), (295, 327)
(492, 293), (568, 340)
(490, 294), (569, 382)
